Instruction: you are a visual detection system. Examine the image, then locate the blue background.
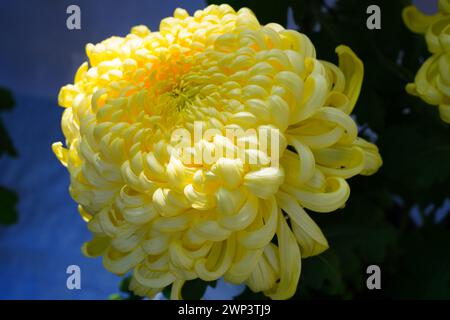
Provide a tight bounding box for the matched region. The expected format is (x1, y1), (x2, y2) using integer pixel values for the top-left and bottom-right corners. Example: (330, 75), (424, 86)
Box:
(0, 0), (436, 299)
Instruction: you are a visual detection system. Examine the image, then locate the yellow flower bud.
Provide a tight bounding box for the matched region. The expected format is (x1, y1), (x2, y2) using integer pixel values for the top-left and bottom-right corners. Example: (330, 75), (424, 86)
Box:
(403, 0), (450, 123)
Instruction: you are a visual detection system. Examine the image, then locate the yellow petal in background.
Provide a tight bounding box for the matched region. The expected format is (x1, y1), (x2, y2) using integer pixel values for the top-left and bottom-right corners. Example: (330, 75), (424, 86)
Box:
(403, 5), (439, 34)
(403, 2), (450, 123)
(335, 45), (364, 114)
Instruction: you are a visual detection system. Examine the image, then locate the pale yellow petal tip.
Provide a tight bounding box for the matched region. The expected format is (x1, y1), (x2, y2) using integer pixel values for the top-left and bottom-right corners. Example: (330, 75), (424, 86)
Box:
(336, 45), (364, 81)
(364, 152), (383, 176)
(402, 5), (435, 34)
(52, 142), (68, 167)
(265, 22), (285, 32)
(81, 236), (110, 258)
(74, 62), (88, 83)
(80, 242), (91, 257)
(335, 45), (364, 113)
(439, 104), (450, 123)
(335, 45), (363, 68)
(78, 205), (93, 222)
(131, 25), (151, 37)
(173, 8), (189, 19)
(406, 83), (418, 95)
(354, 138), (383, 176)
(302, 241), (329, 259)
(335, 45), (355, 57)
(314, 241), (329, 256)
(170, 280), (185, 300)
(237, 6), (256, 16)
(57, 85), (74, 108)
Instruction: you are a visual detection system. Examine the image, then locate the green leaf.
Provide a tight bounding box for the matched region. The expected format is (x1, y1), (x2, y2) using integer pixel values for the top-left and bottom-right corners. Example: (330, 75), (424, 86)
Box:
(0, 186), (18, 225)
(389, 226), (450, 299)
(162, 285), (171, 299)
(0, 87), (15, 112)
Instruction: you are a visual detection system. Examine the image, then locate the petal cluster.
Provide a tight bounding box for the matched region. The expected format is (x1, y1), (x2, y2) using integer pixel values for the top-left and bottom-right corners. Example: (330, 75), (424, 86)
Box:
(53, 4), (381, 299)
(403, 0), (450, 123)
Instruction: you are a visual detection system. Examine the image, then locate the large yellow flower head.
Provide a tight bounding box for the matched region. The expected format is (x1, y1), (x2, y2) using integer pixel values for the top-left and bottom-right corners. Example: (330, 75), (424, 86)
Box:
(53, 4), (381, 299)
(403, 0), (450, 123)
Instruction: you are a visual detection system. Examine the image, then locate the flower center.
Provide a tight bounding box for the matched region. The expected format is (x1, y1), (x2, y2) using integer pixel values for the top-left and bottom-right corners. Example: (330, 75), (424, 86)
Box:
(169, 83), (194, 112)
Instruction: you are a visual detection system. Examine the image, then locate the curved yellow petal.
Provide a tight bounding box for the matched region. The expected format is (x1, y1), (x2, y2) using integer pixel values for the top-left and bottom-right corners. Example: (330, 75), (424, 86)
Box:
(403, 5), (438, 34)
(276, 191), (328, 257)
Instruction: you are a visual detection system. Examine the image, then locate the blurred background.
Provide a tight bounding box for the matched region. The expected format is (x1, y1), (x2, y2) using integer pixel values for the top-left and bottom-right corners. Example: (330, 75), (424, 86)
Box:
(0, 0), (447, 300)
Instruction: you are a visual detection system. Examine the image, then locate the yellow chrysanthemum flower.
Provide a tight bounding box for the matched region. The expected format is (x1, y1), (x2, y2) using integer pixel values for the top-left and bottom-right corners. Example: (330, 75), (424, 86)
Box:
(53, 4), (381, 299)
(403, 0), (450, 123)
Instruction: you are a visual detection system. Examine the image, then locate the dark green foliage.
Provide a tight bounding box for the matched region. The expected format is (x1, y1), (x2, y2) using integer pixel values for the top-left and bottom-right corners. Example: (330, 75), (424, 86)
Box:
(0, 87), (18, 225)
(0, 88), (15, 112)
(235, 286), (269, 300)
(0, 87), (17, 158)
(388, 226), (450, 299)
(181, 279), (217, 300)
(0, 120), (17, 158)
